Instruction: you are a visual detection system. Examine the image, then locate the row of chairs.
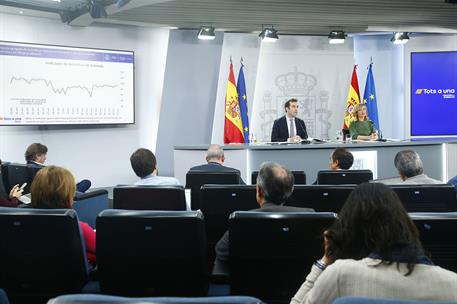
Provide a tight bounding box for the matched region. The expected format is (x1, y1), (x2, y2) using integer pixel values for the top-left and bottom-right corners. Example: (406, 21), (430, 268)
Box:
(112, 184), (457, 267)
(1, 207), (456, 303)
(185, 170), (373, 209)
(112, 184), (457, 214)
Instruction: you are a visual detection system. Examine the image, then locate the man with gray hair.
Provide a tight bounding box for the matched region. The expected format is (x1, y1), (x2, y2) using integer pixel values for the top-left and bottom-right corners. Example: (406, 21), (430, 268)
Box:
(188, 144), (244, 183)
(215, 161), (314, 264)
(391, 150), (442, 184)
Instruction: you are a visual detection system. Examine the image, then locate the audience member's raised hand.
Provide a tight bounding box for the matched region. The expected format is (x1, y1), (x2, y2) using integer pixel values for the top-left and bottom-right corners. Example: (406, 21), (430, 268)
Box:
(9, 184), (23, 199)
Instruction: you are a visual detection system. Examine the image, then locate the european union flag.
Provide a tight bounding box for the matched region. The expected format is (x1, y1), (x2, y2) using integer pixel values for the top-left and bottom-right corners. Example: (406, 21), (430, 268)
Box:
(363, 63), (380, 131)
(237, 64), (250, 143)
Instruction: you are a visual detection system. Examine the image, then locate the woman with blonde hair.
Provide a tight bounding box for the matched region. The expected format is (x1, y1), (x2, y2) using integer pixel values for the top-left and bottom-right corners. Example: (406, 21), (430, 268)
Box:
(31, 166), (96, 265)
(349, 103), (378, 140)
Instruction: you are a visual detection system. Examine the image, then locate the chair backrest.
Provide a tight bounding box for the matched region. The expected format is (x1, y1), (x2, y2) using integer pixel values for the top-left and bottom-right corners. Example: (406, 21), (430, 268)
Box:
(185, 171), (241, 210)
(0, 288), (9, 304)
(0, 207), (88, 302)
(286, 185), (356, 212)
(48, 294), (265, 304)
(317, 169), (373, 185)
(229, 211), (337, 303)
(97, 209), (208, 296)
(72, 189), (109, 228)
(390, 185), (457, 212)
(113, 185), (186, 211)
(251, 170), (306, 185)
(200, 185), (258, 263)
(1, 162), (42, 194)
(410, 212), (457, 273)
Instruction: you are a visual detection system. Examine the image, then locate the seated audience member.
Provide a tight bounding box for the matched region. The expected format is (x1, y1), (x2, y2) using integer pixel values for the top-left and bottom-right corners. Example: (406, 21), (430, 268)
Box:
(0, 159), (23, 207)
(0, 185), (22, 207)
(215, 161), (314, 264)
(25, 143), (91, 193)
(291, 183), (457, 304)
(349, 103), (378, 141)
(31, 166), (96, 266)
(329, 147), (354, 170)
(130, 148), (180, 186)
(313, 148), (354, 184)
(376, 150), (442, 185)
(188, 144), (245, 184)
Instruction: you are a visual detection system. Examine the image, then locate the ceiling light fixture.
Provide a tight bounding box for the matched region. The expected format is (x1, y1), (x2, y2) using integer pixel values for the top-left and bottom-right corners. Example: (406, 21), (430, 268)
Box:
(197, 26), (216, 40)
(259, 25), (279, 42)
(328, 30), (346, 44)
(390, 32), (410, 45)
(89, 0), (107, 19)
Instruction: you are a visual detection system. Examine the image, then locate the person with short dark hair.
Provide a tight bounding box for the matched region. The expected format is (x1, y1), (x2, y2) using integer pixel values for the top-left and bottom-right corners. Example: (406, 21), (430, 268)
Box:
(24, 143), (92, 192)
(215, 162), (314, 263)
(31, 166), (96, 266)
(25, 143), (48, 165)
(329, 147), (354, 170)
(188, 144), (245, 184)
(130, 148), (180, 186)
(291, 183), (457, 304)
(271, 98), (308, 142)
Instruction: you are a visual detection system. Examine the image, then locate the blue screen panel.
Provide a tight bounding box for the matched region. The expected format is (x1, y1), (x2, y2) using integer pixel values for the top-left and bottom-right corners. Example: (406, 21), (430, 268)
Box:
(411, 51), (457, 136)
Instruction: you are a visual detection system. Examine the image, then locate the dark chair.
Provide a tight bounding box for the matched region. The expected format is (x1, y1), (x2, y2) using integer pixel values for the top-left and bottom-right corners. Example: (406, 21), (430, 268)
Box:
(48, 294), (264, 304)
(186, 171), (241, 210)
(0, 289), (9, 304)
(229, 211), (337, 303)
(410, 212), (457, 273)
(113, 185), (186, 211)
(1, 162), (42, 194)
(73, 189), (110, 228)
(390, 185), (457, 212)
(200, 185), (258, 265)
(97, 210), (209, 296)
(286, 185), (356, 212)
(251, 171), (306, 185)
(317, 169), (373, 185)
(0, 207), (89, 303)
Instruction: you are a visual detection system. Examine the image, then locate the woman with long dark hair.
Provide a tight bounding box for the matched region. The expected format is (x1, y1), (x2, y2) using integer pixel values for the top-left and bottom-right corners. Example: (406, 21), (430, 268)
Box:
(291, 183), (457, 304)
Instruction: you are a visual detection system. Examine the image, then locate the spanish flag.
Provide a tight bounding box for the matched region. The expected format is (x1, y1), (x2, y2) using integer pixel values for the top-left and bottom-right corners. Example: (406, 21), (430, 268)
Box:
(224, 62), (245, 144)
(344, 65), (361, 128)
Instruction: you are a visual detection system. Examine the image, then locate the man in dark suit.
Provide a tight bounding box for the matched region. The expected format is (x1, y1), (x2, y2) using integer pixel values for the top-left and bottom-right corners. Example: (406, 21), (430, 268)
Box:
(188, 144), (244, 183)
(215, 161), (314, 264)
(271, 98), (308, 142)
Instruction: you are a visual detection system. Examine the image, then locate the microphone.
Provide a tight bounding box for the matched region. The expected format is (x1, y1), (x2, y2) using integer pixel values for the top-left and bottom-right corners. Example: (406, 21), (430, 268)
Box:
(296, 118), (308, 140)
(376, 129), (387, 142)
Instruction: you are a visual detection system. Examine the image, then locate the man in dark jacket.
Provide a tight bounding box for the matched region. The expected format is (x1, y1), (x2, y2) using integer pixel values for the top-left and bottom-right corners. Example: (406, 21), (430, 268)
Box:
(271, 98), (308, 142)
(188, 144), (244, 184)
(215, 161), (314, 263)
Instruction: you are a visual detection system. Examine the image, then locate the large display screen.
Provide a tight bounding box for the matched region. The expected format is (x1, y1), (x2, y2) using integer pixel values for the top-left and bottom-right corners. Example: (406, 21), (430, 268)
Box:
(411, 51), (457, 136)
(0, 41), (134, 125)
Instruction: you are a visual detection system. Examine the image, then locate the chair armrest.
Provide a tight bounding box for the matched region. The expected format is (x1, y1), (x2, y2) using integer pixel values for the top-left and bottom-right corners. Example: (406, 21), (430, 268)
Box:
(74, 189), (108, 201)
